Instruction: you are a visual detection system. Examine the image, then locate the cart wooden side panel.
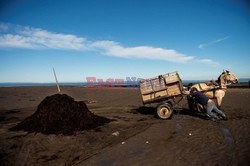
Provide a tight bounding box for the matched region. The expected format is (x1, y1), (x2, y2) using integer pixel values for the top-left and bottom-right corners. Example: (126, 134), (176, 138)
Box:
(139, 71), (183, 104)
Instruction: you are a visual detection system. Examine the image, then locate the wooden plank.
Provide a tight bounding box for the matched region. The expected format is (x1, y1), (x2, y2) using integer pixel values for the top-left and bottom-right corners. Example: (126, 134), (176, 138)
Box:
(139, 71), (183, 104)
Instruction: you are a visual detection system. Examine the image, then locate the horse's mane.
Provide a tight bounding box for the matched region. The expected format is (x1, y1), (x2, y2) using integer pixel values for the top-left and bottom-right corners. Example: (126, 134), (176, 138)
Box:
(217, 70), (229, 84)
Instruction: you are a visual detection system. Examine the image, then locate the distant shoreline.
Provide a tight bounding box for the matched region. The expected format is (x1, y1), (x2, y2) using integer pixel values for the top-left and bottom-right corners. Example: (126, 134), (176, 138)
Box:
(1, 78), (249, 87)
(0, 82), (249, 88)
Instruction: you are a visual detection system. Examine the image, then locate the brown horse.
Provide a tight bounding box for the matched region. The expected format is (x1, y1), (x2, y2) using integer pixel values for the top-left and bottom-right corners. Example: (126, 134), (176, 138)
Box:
(190, 70), (238, 108)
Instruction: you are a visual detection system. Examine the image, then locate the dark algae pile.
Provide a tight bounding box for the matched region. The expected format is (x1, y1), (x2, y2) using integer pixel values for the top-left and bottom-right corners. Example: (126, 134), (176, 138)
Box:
(10, 94), (111, 135)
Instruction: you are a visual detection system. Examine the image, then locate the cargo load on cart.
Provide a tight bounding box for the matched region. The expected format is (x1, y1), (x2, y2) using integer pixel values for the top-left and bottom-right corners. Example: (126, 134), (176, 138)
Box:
(139, 71), (184, 119)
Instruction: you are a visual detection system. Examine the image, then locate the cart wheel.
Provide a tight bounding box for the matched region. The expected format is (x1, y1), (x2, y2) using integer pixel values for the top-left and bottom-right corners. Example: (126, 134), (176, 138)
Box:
(156, 103), (173, 119)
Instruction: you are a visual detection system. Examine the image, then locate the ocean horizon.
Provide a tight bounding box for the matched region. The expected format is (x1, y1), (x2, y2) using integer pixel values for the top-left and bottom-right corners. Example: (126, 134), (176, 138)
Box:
(0, 79), (249, 87)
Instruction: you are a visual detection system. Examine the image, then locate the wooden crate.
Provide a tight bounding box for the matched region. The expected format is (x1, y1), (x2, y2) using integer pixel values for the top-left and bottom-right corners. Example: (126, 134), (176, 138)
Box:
(139, 71), (183, 104)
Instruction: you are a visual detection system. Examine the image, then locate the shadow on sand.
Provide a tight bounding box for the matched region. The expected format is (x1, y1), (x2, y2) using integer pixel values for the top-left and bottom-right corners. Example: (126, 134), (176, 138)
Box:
(134, 106), (210, 120)
(173, 108), (210, 120)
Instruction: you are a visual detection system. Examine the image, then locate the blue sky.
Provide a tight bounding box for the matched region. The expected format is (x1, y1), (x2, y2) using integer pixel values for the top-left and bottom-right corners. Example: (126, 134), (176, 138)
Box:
(0, 0), (249, 82)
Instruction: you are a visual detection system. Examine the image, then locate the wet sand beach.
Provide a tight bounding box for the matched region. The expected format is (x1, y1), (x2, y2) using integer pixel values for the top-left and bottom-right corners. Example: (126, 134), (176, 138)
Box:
(0, 86), (249, 165)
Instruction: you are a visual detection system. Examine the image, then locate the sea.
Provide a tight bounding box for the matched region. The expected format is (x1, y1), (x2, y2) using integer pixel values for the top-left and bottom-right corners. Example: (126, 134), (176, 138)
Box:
(0, 79), (249, 87)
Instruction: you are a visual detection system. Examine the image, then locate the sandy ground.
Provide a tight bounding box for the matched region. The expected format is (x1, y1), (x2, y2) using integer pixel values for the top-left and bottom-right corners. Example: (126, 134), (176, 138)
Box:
(0, 86), (249, 166)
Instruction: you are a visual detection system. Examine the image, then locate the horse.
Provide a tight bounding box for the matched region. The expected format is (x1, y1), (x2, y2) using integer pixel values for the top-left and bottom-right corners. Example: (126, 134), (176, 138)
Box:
(188, 70), (238, 113)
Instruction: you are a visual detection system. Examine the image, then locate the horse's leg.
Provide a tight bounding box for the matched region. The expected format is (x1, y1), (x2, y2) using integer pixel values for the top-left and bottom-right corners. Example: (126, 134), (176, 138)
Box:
(215, 90), (225, 109)
(216, 96), (222, 109)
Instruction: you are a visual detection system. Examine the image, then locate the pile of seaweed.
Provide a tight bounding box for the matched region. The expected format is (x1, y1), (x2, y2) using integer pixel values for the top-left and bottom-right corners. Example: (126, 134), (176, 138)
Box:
(10, 94), (111, 135)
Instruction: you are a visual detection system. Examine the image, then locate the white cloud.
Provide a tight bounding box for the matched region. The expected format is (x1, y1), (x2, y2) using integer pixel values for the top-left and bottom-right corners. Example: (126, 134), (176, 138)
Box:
(0, 23), (216, 64)
(89, 40), (194, 63)
(0, 24), (87, 50)
(197, 58), (218, 66)
(198, 36), (230, 49)
(84, 40), (199, 63)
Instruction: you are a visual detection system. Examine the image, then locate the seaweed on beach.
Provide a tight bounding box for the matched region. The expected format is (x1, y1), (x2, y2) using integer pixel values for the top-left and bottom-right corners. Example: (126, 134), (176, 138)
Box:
(9, 94), (111, 135)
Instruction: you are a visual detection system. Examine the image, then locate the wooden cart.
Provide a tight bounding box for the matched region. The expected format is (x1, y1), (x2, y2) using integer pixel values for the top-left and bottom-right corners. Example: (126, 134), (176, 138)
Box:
(139, 71), (184, 119)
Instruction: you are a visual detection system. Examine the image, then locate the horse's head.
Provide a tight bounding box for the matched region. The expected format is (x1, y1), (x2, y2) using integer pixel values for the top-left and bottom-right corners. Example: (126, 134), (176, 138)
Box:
(218, 70), (238, 86)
